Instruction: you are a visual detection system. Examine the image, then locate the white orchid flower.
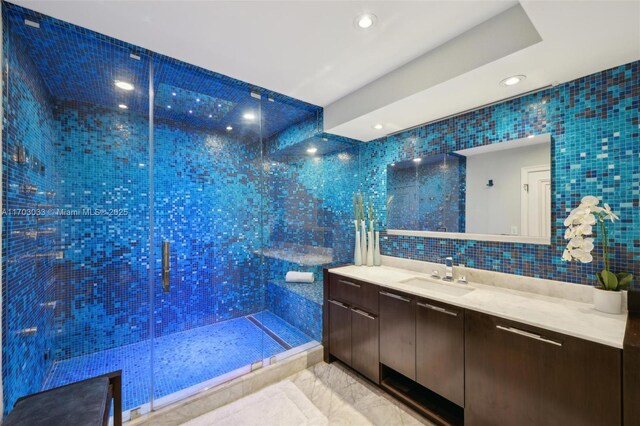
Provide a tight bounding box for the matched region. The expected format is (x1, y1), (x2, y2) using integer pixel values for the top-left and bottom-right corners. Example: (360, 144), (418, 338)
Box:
(571, 248), (593, 263)
(578, 223), (593, 235)
(581, 238), (595, 252)
(580, 195), (600, 207)
(563, 195), (622, 268)
(564, 227), (574, 239)
(568, 237), (584, 248)
(601, 203), (620, 222)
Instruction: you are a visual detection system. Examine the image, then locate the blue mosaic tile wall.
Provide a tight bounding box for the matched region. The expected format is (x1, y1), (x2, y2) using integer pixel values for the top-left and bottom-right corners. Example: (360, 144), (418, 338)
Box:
(1, 18), (58, 414)
(266, 280), (322, 341)
(362, 61), (640, 285)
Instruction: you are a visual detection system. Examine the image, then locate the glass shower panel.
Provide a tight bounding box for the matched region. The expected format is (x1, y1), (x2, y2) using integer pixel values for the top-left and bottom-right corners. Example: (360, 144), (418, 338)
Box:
(150, 57), (266, 407)
(2, 3), (151, 416)
(261, 98), (326, 350)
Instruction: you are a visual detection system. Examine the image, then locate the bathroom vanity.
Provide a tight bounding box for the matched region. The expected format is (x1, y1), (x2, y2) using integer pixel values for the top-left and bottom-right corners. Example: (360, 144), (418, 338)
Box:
(322, 264), (627, 426)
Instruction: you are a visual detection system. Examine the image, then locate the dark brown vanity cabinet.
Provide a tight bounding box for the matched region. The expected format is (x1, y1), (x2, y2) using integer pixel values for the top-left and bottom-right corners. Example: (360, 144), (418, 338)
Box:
(416, 299), (465, 407)
(379, 290), (416, 380)
(328, 300), (352, 365)
(351, 307), (380, 383)
(465, 310), (621, 426)
(327, 274), (380, 383)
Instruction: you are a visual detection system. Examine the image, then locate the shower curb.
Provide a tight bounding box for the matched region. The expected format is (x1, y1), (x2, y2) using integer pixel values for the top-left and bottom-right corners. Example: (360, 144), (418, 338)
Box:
(127, 345), (323, 426)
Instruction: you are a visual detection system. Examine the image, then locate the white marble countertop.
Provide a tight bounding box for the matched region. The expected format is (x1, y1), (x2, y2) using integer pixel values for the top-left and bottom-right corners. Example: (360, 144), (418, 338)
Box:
(329, 265), (628, 349)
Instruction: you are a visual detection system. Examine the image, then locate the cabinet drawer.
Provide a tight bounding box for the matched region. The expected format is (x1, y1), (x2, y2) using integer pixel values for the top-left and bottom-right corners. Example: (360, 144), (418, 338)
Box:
(329, 273), (378, 314)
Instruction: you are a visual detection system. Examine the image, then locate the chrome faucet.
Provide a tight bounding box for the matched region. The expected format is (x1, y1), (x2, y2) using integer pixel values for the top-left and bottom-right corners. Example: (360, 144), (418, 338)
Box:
(443, 256), (454, 282)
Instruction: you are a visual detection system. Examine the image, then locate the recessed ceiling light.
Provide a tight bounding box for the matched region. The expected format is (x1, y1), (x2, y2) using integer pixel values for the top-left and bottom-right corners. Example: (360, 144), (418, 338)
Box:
(226, 126), (233, 131)
(243, 112), (256, 120)
(167, 105), (171, 109)
(196, 98), (200, 102)
(115, 80), (134, 91)
(209, 114), (213, 118)
(307, 147), (318, 154)
(390, 163), (396, 167)
(413, 158), (422, 163)
(218, 104), (222, 107)
(355, 13), (376, 29)
(500, 75), (526, 87)
(118, 104), (128, 109)
(373, 123), (383, 130)
(172, 92), (177, 96)
(188, 110), (193, 114)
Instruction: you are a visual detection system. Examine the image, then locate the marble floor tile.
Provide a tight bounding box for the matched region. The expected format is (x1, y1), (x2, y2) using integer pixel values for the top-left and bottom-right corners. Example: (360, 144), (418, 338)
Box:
(181, 380), (328, 426)
(182, 361), (433, 426)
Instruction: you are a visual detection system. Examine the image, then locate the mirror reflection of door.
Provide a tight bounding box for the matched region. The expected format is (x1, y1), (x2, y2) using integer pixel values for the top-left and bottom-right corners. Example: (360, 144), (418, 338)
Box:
(521, 165), (551, 238)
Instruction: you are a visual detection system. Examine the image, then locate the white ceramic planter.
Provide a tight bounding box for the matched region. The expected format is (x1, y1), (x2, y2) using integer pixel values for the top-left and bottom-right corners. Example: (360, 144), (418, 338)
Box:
(593, 287), (623, 314)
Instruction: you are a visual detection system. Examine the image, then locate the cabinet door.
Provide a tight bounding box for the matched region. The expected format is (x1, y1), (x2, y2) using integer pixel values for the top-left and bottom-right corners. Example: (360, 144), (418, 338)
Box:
(466, 311), (621, 426)
(541, 324), (621, 426)
(465, 311), (543, 426)
(351, 307), (379, 384)
(329, 300), (351, 365)
(379, 290), (416, 380)
(416, 300), (464, 407)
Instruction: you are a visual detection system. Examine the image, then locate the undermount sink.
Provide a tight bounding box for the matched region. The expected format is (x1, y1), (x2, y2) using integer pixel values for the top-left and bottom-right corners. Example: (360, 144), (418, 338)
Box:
(398, 276), (475, 296)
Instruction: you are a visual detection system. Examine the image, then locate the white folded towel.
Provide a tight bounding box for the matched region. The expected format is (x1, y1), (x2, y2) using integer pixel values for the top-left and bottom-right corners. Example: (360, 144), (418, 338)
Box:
(285, 271), (315, 283)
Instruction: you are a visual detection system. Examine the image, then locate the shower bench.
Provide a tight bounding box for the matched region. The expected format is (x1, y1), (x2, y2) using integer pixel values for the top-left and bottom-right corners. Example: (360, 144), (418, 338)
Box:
(5, 370), (122, 426)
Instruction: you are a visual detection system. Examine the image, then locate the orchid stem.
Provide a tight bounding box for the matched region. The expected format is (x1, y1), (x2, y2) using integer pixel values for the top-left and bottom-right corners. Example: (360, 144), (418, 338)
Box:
(599, 214), (610, 273)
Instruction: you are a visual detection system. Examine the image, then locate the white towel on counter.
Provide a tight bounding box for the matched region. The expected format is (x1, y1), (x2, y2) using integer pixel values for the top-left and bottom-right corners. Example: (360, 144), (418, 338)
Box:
(285, 271), (315, 283)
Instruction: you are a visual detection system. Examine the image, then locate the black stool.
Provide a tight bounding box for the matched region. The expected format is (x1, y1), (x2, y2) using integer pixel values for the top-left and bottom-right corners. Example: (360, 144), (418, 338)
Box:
(4, 371), (122, 426)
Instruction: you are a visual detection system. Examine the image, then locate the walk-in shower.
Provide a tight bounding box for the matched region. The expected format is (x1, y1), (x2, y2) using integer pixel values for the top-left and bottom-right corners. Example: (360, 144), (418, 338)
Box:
(2, 2), (358, 417)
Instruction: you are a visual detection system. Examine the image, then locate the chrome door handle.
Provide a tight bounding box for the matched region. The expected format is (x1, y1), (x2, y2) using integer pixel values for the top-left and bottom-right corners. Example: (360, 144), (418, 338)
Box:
(352, 308), (376, 320)
(380, 291), (411, 302)
(162, 241), (170, 293)
(339, 279), (360, 288)
(496, 325), (562, 347)
(417, 302), (458, 317)
(329, 299), (348, 309)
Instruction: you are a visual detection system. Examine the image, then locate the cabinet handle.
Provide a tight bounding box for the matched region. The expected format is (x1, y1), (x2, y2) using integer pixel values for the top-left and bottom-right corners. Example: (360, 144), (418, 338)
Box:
(380, 291), (411, 302)
(417, 302), (458, 317)
(496, 325), (562, 347)
(339, 279), (361, 288)
(352, 308), (376, 320)
(329, 299), (349, 309)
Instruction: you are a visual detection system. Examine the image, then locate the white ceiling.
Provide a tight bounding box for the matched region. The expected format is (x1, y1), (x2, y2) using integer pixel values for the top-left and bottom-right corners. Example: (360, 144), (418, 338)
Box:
(11, 0), (640, 141)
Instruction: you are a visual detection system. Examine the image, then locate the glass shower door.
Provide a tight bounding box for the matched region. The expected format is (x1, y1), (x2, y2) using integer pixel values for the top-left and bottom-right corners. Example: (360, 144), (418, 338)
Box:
(2, 3), (153, 416)
(150, 56), (266, 407)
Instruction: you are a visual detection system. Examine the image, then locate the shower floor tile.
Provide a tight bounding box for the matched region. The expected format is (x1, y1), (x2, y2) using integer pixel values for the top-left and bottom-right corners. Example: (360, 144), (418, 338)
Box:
(252, 310), (314, 348)
(42, 311), (314, 411)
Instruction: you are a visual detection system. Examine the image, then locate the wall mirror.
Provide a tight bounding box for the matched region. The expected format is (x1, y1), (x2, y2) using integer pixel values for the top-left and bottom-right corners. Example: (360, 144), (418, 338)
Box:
(386, 134), (551, 244)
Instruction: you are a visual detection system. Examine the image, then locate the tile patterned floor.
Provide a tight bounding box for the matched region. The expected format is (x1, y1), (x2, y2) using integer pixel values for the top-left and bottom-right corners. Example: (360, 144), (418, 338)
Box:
(42, 311), (314, 411)
(182, 380), (328, 426)
(181, 362), (433, 426)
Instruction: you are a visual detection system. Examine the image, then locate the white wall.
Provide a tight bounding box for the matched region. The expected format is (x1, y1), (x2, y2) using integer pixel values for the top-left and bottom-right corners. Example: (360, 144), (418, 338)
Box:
(465, 143), (549, 235)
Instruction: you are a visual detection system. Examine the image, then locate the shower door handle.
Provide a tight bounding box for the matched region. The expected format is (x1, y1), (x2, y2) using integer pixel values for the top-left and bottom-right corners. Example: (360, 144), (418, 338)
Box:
(162, 241), (170, 293)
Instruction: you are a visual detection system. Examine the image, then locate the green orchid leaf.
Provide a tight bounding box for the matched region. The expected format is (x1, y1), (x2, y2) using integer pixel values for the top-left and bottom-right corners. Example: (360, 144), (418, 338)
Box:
(596, 272), (605, 288)
(600, 270), (618, 291)
(616, 273), (633, 290)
